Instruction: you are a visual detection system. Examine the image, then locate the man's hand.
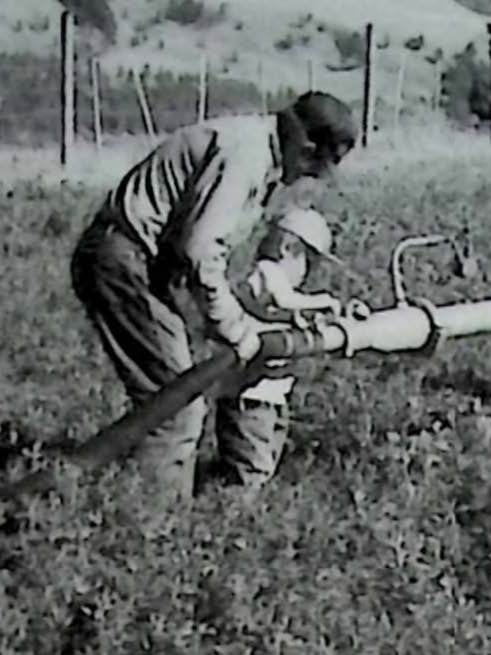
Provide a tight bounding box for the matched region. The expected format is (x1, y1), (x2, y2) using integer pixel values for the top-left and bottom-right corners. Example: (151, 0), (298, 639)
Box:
(292, 311), (309, 330)
(235, 330), (262, 364)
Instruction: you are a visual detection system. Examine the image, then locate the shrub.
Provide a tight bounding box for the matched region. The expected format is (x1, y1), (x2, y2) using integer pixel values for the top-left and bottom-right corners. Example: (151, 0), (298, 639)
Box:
(226, 50), (239, 64)
(58, 0), (117, 43)
(441, 41), (491, 126)
(134, 20), (148, 33)
(290, 12), (314, 29)
(149, 8), (167, 25)
(425, 47), (444, 65)
(332, 28), (365, 66)
(454, 0), (491, 12)
(404, 35), (425, 51)
(28, 16), (51, 33)
(274, 33), (295, 51)
(376, 33), (390, 50)
(163, 0), (227, 27)
(164, 0), (204, 25)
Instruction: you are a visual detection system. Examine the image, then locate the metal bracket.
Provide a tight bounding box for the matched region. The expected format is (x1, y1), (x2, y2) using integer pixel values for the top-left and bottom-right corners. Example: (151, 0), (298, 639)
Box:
(408, 296), (448, 357)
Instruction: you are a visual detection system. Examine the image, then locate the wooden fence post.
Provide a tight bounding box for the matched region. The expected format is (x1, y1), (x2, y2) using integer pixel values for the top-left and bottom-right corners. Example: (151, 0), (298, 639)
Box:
(131, 66), (157, 144)
(394, 49), (407, 131)
(91, 57), (102, 151)
(198, 54), (208, 123)
(433, 58), (442, 113)
(258, 59), (268, 115)
(362, 22), (375, 148)
(487, 23), (491, 137)
(60, 10), (75, 167)
(307, 58), (316, 92)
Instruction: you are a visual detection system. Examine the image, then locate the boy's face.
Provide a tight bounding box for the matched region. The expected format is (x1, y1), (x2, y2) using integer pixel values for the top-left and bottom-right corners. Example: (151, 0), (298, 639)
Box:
(279, 237), (308, 287)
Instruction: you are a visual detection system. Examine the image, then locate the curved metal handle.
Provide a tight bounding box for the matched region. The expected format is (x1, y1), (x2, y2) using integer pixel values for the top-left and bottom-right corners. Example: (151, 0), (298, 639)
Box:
(391, 234), (478, 307)
(391, 235), (447, 306)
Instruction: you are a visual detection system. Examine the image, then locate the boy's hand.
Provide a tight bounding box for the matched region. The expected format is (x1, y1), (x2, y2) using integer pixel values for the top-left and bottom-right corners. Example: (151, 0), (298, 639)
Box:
(328, 297), (342, 318)
(320, 296), (342, 318)
(292, 311), (309, 330)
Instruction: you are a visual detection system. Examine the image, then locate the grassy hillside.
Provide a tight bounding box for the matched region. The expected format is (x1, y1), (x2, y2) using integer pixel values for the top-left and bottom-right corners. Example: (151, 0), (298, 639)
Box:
(0, 0), (489, 111)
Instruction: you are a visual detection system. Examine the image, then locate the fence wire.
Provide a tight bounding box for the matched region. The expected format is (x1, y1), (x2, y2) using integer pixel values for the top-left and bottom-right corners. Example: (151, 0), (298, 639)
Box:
(0, 19), (487, 149)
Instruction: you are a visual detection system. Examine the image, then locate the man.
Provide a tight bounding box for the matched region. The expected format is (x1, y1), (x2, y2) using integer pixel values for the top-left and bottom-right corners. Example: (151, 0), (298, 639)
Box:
(70, 91), (358, 500)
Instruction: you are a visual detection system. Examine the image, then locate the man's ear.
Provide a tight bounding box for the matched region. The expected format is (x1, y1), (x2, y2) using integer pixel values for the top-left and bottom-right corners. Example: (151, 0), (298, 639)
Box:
(279, 239), (290, 258)
(277, 108), (313, 151)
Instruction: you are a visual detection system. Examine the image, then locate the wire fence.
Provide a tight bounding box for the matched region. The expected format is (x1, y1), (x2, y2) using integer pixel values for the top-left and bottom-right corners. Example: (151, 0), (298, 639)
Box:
(0, 12), (489, 165)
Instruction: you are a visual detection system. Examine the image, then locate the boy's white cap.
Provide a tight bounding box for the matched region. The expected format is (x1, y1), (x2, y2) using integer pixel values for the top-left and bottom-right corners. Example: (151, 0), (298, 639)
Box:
(278, 208), (344, 264)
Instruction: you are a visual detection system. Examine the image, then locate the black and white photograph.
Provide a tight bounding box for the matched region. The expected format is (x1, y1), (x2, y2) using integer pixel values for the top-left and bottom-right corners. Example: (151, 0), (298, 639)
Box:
(2, 1), (491, 652)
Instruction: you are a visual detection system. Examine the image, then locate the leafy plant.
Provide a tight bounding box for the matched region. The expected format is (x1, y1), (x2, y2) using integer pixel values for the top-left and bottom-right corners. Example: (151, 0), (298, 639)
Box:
(274, 33), (295, 51)
(404, 35), (425, 51)
(164, 0), (204, 24)
(441, 41), (491, 126)
(55, 0), (117, 43)
(332, 28), (365, 66)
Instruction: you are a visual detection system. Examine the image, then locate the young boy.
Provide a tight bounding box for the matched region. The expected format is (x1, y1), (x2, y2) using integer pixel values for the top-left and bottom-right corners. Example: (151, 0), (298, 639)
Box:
(215, 206), (342, 488)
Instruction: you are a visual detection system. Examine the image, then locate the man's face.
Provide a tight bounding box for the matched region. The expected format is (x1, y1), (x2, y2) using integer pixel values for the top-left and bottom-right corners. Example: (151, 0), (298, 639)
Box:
(282, 134), (354, 186)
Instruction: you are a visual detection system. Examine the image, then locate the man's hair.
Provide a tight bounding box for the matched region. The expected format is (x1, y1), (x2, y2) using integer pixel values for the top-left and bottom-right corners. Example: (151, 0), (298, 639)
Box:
(292, 91), (358, 149)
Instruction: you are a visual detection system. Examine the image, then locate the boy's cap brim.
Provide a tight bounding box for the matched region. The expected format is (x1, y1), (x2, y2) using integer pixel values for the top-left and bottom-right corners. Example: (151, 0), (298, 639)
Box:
(321, 251), (345, 266)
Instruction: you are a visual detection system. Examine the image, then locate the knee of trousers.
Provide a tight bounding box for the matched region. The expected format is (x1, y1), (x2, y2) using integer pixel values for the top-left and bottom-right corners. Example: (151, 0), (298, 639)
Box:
(175, 395), (208, 442)
(138, 395), (207, 462)
(217, 401), (288, 486)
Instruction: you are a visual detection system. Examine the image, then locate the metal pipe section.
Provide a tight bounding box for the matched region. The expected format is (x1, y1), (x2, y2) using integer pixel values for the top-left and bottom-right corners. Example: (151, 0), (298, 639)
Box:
(436, 301), (491, 338)
(261, 300), (491, 360)
(3, 298), (491, 501)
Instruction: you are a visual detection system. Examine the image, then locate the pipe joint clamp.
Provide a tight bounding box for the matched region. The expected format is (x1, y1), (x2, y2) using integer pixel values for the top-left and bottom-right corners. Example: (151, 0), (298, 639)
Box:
(408, 296), (447, 356)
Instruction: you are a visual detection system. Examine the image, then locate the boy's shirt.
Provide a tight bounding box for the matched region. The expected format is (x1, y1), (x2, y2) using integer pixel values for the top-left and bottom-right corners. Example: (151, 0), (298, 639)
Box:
(238, 259), (298, 405)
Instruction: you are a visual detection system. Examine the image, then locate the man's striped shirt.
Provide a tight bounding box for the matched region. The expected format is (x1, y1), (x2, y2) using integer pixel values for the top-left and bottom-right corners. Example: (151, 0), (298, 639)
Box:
(107, 114), (283, 346)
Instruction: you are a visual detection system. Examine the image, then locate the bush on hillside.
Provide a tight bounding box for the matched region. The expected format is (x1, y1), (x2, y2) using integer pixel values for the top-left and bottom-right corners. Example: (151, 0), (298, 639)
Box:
(290, 12), (314, 29)
(404, 35), (425, 51)
(164, 0), (227, 27)
(56, 0), (117, 43)
(274, 33), (295, 51)
(376, 33), (390, 50)
(425, 47), (444, 65)
(332, 28), (365, 67)
(441, 41), (491, 127)
(27, 16), (51, 33)
(454, 0), (491, 14)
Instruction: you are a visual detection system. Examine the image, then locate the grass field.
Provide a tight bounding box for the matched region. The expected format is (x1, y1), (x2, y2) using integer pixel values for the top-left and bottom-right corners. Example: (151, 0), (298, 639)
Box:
(2, 126), (491, 653)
